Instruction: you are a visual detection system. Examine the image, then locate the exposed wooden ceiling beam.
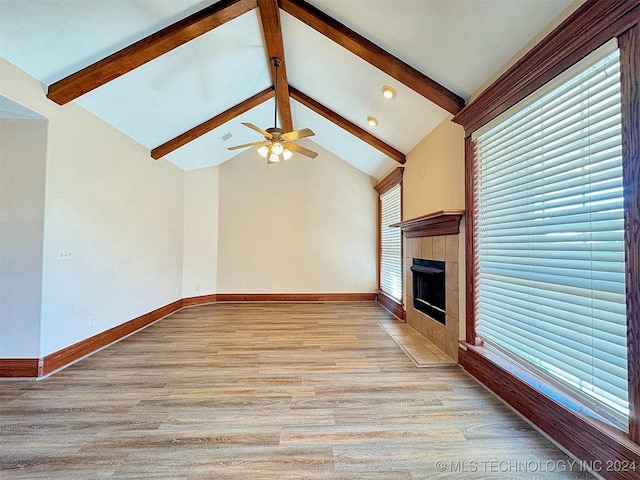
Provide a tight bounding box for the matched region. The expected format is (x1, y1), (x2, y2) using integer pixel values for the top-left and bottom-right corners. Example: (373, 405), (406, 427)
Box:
(280, 0), (465, 115)
(151, 87), (274, 159)
(289, 87), (405, 164)
(257, 0), (293, 132)
(47, 0), (258, 105)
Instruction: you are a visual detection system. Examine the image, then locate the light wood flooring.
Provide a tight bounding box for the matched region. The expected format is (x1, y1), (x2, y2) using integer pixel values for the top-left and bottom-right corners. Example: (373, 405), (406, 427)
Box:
(1, 302), (594, 479)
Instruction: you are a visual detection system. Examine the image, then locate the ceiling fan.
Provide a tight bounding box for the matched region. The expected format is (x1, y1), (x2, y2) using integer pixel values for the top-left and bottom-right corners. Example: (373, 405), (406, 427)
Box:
(227, 57), (318, 164)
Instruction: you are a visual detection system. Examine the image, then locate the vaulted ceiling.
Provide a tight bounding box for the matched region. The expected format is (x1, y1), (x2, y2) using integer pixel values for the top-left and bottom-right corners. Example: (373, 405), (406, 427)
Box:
(0, 0), (577, 179)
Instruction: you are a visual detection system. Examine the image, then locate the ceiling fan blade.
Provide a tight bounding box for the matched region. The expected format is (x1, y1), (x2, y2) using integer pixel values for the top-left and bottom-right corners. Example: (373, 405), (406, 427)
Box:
(227, 140), (266, 151)
(286, 142), (318, 159)
(241, 122), (272, 139)
(281, 128), (315, 141)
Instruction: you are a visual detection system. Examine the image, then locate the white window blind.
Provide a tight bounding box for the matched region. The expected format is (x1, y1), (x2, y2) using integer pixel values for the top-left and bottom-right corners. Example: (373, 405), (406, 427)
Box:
(473, 41), (628, 428)
(380, 184), (402, 300)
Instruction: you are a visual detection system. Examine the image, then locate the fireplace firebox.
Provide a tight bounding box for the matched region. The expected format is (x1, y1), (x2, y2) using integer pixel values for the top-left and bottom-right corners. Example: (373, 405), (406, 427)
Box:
(410, 259), (446, 324)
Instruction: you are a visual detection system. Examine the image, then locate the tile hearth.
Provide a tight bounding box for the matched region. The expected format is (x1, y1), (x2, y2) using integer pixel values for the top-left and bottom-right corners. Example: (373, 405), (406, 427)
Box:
(379, 321), (456, 367)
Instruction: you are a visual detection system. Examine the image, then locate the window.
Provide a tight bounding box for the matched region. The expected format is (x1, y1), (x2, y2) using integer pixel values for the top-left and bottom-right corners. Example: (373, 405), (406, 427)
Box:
(375, 169), (403, 303)
(380, 184), (402, 300)
(472, 41), (628, 428)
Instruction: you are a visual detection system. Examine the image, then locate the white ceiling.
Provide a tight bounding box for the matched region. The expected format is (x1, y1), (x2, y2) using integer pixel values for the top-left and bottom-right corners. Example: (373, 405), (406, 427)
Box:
(0, 0), (578, 179)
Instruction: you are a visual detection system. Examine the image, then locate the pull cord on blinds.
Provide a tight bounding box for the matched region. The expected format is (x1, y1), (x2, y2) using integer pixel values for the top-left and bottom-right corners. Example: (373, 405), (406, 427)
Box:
(472, 39), (628, 429)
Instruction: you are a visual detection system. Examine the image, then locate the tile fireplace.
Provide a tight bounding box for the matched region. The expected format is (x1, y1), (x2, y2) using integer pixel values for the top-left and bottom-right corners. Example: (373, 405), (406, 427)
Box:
(393, 210), (464, 361)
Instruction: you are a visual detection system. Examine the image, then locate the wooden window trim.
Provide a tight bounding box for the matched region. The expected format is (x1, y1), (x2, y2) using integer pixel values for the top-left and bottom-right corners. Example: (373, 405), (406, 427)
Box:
(453, 0), (639, 135)
(375, 168), (404, 319)
(452, 0), (640, 474)
(374, 167), (404, 195)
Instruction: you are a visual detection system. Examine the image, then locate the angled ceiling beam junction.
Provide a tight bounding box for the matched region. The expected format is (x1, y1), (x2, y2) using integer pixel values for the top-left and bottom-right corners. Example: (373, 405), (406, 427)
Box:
(280, 0), (465, 115)
(257, 0), (293, 132)
(47, 0), (258, 105)
(289, 87), (405, 164)
(151, 87), (274, 160)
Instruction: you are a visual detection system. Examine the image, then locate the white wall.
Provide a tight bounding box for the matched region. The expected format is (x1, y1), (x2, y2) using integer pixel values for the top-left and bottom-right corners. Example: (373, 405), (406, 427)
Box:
(183, 166), (219, 298)
(217, 142), (378, 294)
(1, 58), (186, 357)
(0, 117), (47, 358)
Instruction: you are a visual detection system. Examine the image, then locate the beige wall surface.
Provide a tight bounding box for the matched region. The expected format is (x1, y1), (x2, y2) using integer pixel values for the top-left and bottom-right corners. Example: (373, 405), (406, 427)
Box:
(0, 58), (380, 359)
(183, 166), (219, 298)
(402, 117), (465, 220)
(0, 117), (47, 358)
(0, 59), (186, 357)
(217, 142), (378, 294)
(401, 117), (466, 342)
(0, 54), (464, 359)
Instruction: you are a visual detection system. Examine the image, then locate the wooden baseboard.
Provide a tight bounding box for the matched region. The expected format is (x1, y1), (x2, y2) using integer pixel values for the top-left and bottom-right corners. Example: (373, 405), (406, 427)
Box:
(182, 294), (217, 306)
(41, 299), (184, 376)
(459, 344), (640, 480)
(376, 290), (405, 320)
(214, 293), (377, 302)
(2, 293), (378, 378)
(0, 358), (40, 377)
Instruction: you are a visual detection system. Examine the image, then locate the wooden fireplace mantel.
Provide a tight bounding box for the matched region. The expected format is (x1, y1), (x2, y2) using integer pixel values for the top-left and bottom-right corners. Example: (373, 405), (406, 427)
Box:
(391, 209), (465, 238)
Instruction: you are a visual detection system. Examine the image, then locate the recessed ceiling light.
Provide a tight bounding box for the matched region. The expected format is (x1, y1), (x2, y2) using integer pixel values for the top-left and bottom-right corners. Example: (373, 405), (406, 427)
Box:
(381, 86), (396, 99)
(367, 116), (379, 127)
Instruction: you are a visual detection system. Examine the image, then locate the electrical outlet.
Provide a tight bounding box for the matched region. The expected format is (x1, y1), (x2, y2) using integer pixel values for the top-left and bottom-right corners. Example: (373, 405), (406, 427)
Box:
(57, 249), (73, 261)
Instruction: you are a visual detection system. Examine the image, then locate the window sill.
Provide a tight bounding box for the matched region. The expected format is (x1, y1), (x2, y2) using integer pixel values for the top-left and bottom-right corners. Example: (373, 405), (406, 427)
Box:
(377, 290), (405, 320)
(459, 342), (640, 480)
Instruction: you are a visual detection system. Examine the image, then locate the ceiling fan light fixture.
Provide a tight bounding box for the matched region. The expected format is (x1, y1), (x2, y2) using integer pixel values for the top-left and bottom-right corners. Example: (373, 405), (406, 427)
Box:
(367, 116), (379, 127)
(381, 86), (396, 99)
(257, 145), (269, 158)
(271, 141), (284, 155)
(229, 57), (317, 163)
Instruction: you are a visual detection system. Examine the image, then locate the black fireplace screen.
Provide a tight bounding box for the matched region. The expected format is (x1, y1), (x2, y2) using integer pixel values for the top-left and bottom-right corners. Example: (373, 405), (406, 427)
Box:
(410, 258), (446, 324)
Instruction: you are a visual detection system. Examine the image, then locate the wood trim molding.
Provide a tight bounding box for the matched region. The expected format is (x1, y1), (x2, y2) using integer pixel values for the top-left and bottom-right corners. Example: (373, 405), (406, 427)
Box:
(453, 0), (640, 134)
(464, 135), (477, 345)
(46, 0), (258, 105)
(182, 294), (218, 307)
(459, 344), (640, 480)
(289, 87), (406, 164)
(215, 293), (377, 302)
(151, 87), (274, 159)
(376, 172), (404, 307)
(377, 195), (382, 295)
(619, 23), (640, 444)
(391, 210), (464, 238)
(183, 293), (377, 305)
(257, 0), (293, 132)
(185, 293), (377, 304)
(279, 0), (464, 115)
(0, 358), (39, 378)
(374, 167), (403, 194)
(377, 290), (405, 321)
(41, 299), (184, 376)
